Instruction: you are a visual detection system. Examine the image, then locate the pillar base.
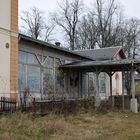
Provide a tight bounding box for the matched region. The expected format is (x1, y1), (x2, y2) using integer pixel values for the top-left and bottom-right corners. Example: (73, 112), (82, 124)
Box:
(95, 96), (101, 108)
(130, 98), (138, 113)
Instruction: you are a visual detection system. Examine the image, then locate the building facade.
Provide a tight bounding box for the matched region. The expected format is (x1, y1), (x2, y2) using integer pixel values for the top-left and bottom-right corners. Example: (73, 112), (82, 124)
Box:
(18, 35), (91, 99)
(0, 0), (18, 98)
(0, 0), (126, 100)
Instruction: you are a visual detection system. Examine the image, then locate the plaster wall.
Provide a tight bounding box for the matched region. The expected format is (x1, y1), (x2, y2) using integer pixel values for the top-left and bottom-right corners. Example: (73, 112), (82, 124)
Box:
(0, 0), (11, 30)
(105, 54), (123, 98)
(0, 0), (11, 97)
(112, 72), (122, 95)
(0, 31), (10, 97)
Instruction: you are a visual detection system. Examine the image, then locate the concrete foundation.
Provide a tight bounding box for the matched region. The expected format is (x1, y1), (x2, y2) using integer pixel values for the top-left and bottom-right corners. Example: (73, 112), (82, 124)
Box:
(130, 98), (138, 113)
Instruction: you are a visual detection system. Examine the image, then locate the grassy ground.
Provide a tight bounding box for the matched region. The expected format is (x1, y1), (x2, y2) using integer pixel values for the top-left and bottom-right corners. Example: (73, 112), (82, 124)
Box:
(0, 111), (140, 140)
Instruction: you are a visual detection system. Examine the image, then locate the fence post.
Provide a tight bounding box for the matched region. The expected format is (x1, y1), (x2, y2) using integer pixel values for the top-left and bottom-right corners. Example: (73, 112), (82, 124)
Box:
(15, 99), (17, 112)
(33, 98), (36, 116)
(1, 97), (2, 112)
(20, 98), (23, 112)
(63, 98), (68, 119)
(3, 97), (5, 112)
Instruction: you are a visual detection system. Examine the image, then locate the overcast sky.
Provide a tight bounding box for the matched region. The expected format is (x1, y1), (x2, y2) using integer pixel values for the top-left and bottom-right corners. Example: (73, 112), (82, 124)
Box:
(19, 0), (140, 18)
(19, 0), (140, 44)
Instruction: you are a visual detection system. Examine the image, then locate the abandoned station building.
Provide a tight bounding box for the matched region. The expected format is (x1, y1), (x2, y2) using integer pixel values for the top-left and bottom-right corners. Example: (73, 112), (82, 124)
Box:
(19, 35), (126, 100)
(1, 32), (126, 100)
(0, 0), (126, 100)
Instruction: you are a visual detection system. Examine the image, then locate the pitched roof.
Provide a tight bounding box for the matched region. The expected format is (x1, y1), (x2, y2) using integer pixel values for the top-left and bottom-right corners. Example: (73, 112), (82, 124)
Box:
(74, 46), (126, 60)
(18, 34), (92, 60)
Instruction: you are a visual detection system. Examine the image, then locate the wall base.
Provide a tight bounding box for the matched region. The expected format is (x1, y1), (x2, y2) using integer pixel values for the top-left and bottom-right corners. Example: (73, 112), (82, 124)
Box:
(95, 96), (101, 108)
(130, 98), (138, 113)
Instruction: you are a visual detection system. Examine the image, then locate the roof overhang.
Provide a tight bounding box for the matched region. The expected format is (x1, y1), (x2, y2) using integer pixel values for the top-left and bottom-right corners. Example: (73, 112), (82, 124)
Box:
(60, 59), (140, 73)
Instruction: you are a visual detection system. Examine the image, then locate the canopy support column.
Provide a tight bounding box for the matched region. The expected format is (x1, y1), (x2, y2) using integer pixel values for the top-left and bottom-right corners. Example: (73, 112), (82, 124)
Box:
(64, 72), (67, 98)
(122, 71), (125, 111)
(130, 62), (138, 113)
(107, 72), (115, 108)
(95, 71), (101, 109)
(93, 67), (105, 109)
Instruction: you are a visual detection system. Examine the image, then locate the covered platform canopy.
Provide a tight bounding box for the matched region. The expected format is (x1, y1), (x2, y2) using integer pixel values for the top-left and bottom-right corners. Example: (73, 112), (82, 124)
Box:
(60, 58), (140, 113)
(61, 59), (140, 72)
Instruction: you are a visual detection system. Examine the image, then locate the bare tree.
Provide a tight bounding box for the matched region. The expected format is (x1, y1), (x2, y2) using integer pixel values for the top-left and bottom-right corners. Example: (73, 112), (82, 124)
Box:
(123, 18), (140, 58)
(77, 14), (99, 49)
(51, 0), (83, 50)
(44, 24), (55, 42)
(95, 0), (118, 48)
(77, 0), (122, 49)
(21, 7), (54, 41)
(122, 18), (140, 95)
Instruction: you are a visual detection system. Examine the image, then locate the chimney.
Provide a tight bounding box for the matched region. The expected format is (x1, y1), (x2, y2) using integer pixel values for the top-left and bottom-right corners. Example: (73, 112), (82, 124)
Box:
(55, 42), (61, 47)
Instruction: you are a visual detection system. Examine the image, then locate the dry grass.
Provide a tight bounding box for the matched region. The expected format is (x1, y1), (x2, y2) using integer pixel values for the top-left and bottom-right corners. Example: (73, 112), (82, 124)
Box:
(0, 111), (140, 140)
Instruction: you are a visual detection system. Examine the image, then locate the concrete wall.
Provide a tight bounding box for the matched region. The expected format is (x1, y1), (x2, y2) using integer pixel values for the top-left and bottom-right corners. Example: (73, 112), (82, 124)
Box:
(112, 72), (122, 95)
(112, 54), (123, 96)
(105, 54), (123, 99)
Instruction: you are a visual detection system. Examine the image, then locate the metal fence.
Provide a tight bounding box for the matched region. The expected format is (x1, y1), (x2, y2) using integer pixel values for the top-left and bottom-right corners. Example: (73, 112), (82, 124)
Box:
(0, 97), (17, 114)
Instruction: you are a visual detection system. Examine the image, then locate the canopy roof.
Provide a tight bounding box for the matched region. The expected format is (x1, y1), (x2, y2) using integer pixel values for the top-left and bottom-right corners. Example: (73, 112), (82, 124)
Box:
(61, 59), (140, 73)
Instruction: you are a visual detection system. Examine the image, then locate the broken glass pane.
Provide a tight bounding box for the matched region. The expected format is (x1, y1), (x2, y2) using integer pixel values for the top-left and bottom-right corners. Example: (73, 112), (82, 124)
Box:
(27, 66), (41, 92)
(19, 51), (26, 63)
(27, 53), (39, 65)
(44, 56), (54, 68)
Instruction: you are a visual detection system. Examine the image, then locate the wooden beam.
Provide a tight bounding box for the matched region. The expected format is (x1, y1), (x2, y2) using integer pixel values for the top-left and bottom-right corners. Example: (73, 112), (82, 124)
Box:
(94, 71), (101, 108)
(122, 71), (125, 111)
(130, 62), (138, 113)
(106, 72), (115, 108)
(131, 63), (135, 98)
